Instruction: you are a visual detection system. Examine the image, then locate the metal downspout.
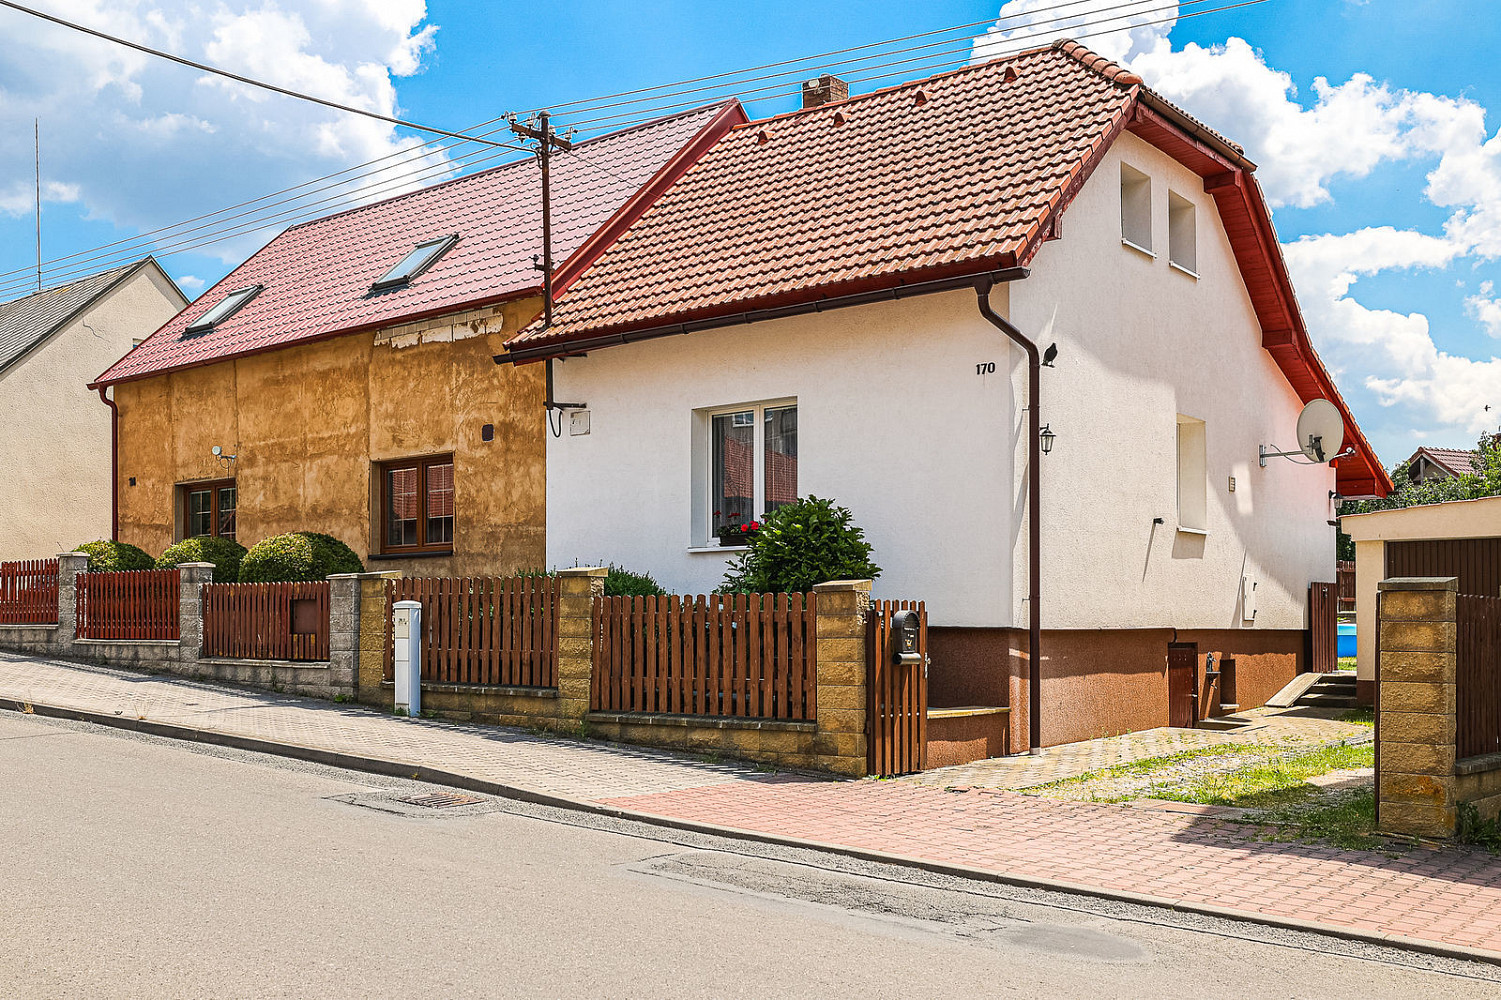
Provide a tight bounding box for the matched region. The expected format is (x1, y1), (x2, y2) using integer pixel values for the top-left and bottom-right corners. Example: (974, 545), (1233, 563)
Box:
(96, 385), (118, 541)
(974, 278), (1042, 755)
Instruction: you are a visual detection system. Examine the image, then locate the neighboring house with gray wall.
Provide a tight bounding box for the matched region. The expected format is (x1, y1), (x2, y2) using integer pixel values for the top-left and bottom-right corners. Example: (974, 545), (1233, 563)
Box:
(0, 259), (187, 560)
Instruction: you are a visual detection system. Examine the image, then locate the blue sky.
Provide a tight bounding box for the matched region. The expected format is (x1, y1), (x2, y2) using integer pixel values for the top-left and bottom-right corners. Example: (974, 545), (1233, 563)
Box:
(1, 0), (1497, 467)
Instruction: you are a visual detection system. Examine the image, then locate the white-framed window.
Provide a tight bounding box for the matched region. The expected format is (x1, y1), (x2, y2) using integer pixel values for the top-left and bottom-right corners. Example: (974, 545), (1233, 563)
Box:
(1176, 414), (1207, 533)
(1168, 190), (1197, 275)
(693, 399), (798, 545)
(1120, 162), (1153, 254)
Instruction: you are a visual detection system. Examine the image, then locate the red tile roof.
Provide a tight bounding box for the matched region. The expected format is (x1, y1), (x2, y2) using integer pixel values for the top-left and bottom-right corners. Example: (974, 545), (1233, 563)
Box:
(507, 40), (1391, 497)
(1408, 447), (1485, 478)
(93, 103), (742, 387)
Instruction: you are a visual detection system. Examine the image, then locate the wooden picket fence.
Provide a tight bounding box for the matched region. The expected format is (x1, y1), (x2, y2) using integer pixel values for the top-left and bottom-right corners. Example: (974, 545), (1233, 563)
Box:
(591, 593), (817, 720)
(383, 576), (561, 688)
(1336, 560), (1356, 611)
(202, 582), (330, 662)
(1457, 594), (1501, 759)
(867, 600), (928, 777)
(75, 569), (180, 641)
(1309, 581), (1340, 673)
(0, 558), (59, 625)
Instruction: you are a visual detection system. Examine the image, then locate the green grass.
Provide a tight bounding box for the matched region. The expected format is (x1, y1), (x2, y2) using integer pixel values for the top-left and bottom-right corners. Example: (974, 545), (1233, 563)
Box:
(1030, 744), (1256, 798)
(1150, 742), (1373, 810)
(1339, 707), (1374, 726)
(1337, 656), (1357, 670)
(1255, 789), (1382, 850)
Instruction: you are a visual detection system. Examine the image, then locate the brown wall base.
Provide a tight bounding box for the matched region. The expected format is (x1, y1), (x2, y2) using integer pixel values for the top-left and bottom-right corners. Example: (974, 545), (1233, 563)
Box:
(1357, 679), (1376, 707)
(928, 625), (1305, 753)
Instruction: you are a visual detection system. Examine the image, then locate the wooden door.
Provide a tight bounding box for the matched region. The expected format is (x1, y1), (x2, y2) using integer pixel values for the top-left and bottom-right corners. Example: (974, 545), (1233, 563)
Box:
(1309, 582), (1339, 673)
(1168, 643), (1197, 729)
(867, 600), (928, 776)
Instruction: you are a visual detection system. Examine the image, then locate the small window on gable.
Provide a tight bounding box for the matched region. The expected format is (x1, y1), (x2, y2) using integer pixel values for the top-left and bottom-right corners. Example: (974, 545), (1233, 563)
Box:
(372, 234), (459, 290)
(1176, 415), (1207, 533)
(184, 285), (261, 334)
(1169, 191), (1197, 275)
(1121, 163), (1152, 254)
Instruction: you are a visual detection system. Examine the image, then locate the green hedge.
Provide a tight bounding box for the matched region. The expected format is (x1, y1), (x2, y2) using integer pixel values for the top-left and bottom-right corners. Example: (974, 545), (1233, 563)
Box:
(156, 537), (248, 583)
(523, 564), (667, 597)
(74, 540), (154, 573)
(237, 532), (364, 583)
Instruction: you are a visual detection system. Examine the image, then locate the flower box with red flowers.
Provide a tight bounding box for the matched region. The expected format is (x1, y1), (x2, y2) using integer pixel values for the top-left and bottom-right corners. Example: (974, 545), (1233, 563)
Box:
(715, 519), (761, 547)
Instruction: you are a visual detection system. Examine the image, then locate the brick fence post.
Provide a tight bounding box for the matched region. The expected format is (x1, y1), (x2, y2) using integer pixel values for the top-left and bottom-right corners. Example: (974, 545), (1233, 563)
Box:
(54, 551), (88, 655)
(354, 571), (405, 705)
(1377, 576), (1459, 838)
(812, 579), (871, 778)
(176, 562), (215, 664)
(555, 567), (607, 727)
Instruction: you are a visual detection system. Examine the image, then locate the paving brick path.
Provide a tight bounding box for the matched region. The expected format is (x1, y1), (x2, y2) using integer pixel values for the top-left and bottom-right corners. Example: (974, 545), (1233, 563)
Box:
(4, 652), (1501, 958)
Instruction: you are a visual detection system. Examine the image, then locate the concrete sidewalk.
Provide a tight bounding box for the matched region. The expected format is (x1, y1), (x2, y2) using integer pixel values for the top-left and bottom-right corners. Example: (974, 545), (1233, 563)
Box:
(4, 652), (1501, 962)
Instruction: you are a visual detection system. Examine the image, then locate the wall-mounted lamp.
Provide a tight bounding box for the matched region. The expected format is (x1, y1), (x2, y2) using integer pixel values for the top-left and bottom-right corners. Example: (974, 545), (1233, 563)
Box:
(1039, 424), (1056, 455)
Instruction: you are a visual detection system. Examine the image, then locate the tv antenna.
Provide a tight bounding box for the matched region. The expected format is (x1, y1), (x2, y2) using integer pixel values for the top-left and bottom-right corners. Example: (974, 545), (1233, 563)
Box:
(1260, 398), (1354, 467)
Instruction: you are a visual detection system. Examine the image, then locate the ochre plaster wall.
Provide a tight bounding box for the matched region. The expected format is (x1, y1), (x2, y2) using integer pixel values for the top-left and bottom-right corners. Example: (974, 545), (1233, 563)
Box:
(114, 296), (545, 577)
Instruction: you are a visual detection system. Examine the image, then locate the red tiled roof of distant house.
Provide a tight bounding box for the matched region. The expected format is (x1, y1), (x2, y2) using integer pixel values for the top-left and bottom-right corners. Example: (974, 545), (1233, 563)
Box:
(1409, 447), (1486, 477)
(507, 40), (1391, 497)
(93, 102), (743, 386)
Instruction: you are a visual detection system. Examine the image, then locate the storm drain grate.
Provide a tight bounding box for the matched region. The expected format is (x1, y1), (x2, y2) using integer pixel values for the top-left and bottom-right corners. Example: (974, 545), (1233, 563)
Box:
(394, 790), (486, 809)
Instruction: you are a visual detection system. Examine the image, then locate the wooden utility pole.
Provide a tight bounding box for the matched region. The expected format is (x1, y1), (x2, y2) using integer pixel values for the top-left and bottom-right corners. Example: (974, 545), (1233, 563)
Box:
(509, 111), (573, 329)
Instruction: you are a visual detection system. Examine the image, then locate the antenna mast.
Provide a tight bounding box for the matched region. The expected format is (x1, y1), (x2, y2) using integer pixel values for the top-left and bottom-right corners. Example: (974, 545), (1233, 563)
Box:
(34, 119), (42, 292)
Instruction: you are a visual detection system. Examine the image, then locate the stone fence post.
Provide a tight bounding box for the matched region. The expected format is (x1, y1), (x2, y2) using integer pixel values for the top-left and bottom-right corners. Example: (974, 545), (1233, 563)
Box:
(354, 571), (404, 705)
(326, 573), (364, 696)
(555, 568), (607, 726)
(55, 551), (88, 651)
(176, 563), (215, 663)
(811, 579), (871, 777)
(1377, 576), (1459, 838)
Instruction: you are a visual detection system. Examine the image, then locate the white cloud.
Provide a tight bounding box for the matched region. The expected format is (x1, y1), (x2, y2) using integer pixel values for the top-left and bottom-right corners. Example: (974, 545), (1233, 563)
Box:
(972, 0), (1174, 66)
(176, 273), (204, 293)
(0, 0), (452, 268)
(1466, 281), (1501, 338)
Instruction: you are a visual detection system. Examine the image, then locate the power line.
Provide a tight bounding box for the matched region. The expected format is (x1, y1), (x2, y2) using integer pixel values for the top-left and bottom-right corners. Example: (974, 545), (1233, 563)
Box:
(0, 0), (1213, 292)
(0, 0), (1275, 297)
(0, 0), (525, 150)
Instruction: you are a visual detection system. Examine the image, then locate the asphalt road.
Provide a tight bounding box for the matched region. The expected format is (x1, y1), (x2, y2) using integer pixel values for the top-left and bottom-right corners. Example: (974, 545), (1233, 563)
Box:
(2, 710), (1498, 999)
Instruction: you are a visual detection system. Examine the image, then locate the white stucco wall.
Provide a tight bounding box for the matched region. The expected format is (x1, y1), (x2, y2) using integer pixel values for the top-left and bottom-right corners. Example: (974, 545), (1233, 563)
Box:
(546, 287), (1019, 626)
(0, 266), (185, 560)
(1009, 130), (1336, 631)
(546, 129), (1337, 632)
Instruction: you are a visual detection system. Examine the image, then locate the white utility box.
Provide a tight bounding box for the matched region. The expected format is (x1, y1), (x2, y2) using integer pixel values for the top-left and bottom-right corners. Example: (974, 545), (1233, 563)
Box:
(392, 600), (422, 717)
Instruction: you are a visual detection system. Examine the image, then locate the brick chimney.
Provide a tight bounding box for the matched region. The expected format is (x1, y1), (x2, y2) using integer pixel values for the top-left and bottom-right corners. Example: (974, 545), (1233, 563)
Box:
(801, 74), (849, 109)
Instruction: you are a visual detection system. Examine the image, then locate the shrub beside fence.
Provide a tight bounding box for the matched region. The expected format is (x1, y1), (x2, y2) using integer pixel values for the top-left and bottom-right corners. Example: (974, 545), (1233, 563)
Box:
(383, 575), (561, 688)
(202, 581), (331, 662)
(591, 593), (817, 720)
(76, 569), (180, 641)
(0, 558), (59, 625)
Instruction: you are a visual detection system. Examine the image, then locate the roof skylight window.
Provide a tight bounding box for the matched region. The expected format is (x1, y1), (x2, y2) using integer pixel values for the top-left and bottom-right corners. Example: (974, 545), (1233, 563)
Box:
(372, 234), (459, 291)
(184, 284), (262, 334)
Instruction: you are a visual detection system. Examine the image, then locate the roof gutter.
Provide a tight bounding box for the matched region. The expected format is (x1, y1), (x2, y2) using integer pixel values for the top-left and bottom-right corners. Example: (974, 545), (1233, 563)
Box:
(499, 266), (1032, 365)
(974, 277), (1043, 756)
(96, 386), (119, 542)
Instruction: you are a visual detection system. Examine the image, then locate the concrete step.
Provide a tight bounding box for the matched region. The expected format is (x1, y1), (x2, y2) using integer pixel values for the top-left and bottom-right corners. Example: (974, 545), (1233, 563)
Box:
(926, 706), (1010, 770)
(1296, 692), (1359, 709)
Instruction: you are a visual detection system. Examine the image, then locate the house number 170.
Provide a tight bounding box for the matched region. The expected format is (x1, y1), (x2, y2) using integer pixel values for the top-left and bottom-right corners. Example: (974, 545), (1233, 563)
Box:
(975, 362), (996, 375)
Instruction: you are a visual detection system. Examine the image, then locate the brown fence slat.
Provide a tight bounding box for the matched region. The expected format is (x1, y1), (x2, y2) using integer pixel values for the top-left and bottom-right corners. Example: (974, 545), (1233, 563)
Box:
(0, 558), (60, 625)
(75, 569), (180, 642)
(381, 575), (561, 690)
(1458, 595), (1501, 760)
(201, 581), (330, 662)
(866, 599), (928, 777)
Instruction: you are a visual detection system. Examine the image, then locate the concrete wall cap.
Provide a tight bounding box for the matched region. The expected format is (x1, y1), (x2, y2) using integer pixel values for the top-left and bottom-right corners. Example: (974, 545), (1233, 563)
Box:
(1379, 577), (1460, 592)
(557, 567), (609, 578)
(812, 579), (874, 593)
(176, 562), (216, 569)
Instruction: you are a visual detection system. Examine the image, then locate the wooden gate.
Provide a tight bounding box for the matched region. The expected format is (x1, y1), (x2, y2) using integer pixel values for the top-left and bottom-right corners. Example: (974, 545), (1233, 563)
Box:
(1168, 642), (1197, 728)
(1387, 539), (1501, 599)
(1309, 581), (1339, 673)
(1457, 595), (1501, 759)
(866, 600), (927, 777)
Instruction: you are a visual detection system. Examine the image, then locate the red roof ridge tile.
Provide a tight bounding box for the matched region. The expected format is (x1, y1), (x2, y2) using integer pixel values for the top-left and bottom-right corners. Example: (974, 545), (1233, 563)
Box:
(1052, 38), (1143, 87)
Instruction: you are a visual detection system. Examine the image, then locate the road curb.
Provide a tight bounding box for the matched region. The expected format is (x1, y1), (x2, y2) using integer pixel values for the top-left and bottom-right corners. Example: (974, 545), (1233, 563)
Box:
(8, 695), (1501, 969)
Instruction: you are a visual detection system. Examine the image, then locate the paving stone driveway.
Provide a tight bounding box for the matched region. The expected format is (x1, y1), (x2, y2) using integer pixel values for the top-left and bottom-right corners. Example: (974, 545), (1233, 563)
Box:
(4, 652), (1501, 959)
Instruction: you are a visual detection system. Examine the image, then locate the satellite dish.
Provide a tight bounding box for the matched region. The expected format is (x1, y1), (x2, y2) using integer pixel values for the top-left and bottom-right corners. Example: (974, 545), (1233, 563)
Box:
(1295, 399), (1344, 463)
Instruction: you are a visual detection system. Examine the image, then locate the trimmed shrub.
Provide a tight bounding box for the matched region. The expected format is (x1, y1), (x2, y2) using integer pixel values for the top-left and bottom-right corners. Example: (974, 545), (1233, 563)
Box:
(238, 532), (364, 583)
(720, 496), (880, 594)
(74, 540), (154, 573)
(524, 564), (668, 597)
(601, 565), (666, 598)
(155, 537), (248, 583)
